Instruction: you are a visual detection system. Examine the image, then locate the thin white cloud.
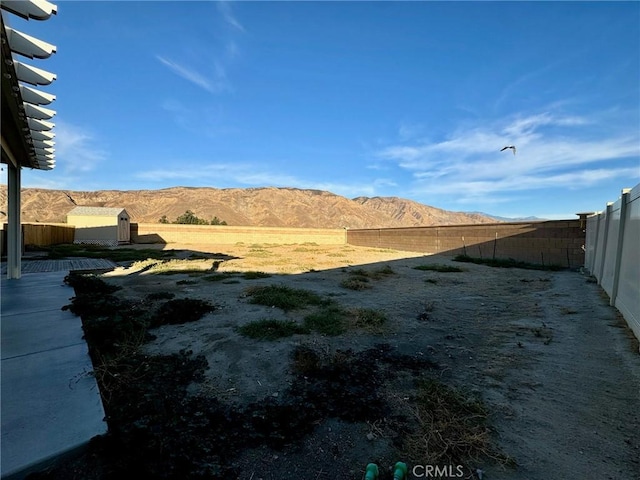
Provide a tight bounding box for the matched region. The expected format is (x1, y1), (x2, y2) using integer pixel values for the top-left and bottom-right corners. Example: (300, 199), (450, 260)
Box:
(493, 58), (572, 112)
(160, 98), (193, 130)
(414, 166), (639, 198)
(213, 61), (228, 85)
(156, 55), (229, 93)
(148, 163), (288, 185)
(379, 112), (597, 169)
(134, 162), (383, 198)
(502, 112), (589, 137)
(54, 120), (107, 173)
(398, 122), (425, 141)
(217, 1), (245, 33)
(156, 3), (243, 96)
(225, 40), (240, 59)
(19, 172), (76, 190)
(377, 110), (640, 205)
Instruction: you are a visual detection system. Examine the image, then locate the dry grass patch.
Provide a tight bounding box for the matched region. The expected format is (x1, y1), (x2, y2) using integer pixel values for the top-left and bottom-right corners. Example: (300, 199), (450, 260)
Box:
(245, 249), (275, 258)
(340, 276), (371, 290)
(347, 308), (387, 333)
(122, 258), (220, 276)
(340, 265), (395, 290)
(559, 307), (578, 315)
(402, 379), (514, 468)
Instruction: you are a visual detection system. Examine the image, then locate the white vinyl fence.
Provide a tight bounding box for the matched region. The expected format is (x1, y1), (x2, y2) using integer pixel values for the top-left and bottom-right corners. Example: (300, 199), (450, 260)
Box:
(585, 184), (640, 342)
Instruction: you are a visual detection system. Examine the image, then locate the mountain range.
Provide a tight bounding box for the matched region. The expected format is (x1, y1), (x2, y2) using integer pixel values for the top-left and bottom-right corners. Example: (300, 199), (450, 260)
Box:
(0, 186), (502, 229)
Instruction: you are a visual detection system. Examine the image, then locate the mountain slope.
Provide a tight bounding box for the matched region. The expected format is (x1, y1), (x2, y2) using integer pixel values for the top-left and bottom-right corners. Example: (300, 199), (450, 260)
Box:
(353, 196), (497, 226)
(0, 186), (499, 229)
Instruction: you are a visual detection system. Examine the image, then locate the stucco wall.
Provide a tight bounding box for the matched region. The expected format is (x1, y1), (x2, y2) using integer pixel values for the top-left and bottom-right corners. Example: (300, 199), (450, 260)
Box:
(347, 220), (585, 268)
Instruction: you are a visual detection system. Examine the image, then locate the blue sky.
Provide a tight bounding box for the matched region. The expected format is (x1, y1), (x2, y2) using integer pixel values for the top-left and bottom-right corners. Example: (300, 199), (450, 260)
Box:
(5, 0), (640, 219)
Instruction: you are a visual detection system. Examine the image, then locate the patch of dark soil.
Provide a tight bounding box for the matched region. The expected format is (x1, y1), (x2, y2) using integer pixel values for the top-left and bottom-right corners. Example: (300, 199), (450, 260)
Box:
(289, 344), (437, 423)
(149, 298), (216, 327)
(62, 292), (151, 355)
(62, 273), (215, 353)
(29, 340), (438, 479)
(145, 291), (176, 301)
(290, 345), (387, 422)
(64, 271), (121, 294)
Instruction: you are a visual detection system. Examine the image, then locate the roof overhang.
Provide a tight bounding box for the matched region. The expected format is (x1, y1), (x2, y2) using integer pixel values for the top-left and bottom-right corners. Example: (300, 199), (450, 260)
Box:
(1, 2), (57, 171)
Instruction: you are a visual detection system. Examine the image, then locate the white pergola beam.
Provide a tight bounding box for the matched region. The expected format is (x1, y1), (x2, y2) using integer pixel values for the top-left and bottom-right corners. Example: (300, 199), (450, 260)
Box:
(1, 0), (57, 21)
(19, 84), (56, 105)
(24, 102), (56, 120)
(5, 26), (56, 59)
(13, 60), (56, 86)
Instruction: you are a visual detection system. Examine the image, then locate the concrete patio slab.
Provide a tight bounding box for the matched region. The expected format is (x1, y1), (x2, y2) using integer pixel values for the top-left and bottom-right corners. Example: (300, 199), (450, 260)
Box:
(1, 270), (107, 480)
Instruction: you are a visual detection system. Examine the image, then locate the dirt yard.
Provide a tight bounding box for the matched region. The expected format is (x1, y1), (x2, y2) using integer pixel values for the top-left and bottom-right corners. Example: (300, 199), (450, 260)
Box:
(32, 243), (640, 480)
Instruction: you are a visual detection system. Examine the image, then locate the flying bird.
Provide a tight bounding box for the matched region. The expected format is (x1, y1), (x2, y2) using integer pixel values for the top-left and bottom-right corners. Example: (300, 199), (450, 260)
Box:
(501, 145), (516, 155)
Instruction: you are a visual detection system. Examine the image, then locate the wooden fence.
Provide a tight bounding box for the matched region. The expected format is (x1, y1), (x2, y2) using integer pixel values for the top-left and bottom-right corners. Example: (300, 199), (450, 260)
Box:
(1, 223), (75, 254)
(23, 223), (75, 246)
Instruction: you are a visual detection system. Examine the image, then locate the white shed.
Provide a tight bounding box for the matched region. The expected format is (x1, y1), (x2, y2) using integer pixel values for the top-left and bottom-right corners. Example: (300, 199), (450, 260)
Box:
(66, 206), (130, 246)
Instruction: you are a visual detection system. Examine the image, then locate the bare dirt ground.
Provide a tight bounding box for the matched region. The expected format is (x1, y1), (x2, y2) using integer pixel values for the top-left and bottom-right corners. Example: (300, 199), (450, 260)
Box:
(34, 243), (640, 480)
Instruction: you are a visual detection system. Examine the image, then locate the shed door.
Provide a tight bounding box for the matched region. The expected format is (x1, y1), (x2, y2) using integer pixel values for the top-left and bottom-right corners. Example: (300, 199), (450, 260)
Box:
(118, 216), (130, 243)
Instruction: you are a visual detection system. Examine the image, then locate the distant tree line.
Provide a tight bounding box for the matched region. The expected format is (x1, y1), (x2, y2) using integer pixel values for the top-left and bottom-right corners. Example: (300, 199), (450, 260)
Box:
(159, 210), (227, 225)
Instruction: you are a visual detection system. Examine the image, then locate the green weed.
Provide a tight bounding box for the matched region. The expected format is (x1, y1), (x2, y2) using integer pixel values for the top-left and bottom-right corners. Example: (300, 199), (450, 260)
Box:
(304, 304), (348, 336)
(414, 264), (463, 273)
(238, 319), (309, 340)
(245, 285), (325, 311)
(202, 273), (232, 282)
(243, 271), (272, 280)
(453, 254), (563, 271)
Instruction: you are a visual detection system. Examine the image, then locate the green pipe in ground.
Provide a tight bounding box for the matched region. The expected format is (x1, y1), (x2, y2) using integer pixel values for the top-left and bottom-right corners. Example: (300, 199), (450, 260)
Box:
(393, 462), (408, 480)
(364, 463), (379, 480)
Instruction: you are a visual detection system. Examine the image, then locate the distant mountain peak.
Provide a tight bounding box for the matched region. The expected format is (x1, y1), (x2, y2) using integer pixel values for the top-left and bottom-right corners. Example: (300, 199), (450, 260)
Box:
(1, 185), (499, 228)
(468, 211), (547, 222)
